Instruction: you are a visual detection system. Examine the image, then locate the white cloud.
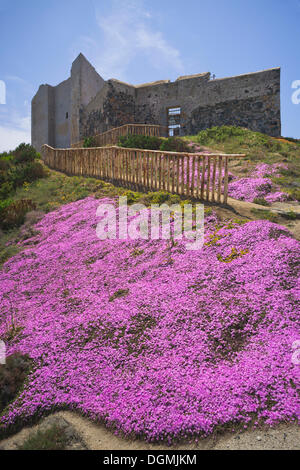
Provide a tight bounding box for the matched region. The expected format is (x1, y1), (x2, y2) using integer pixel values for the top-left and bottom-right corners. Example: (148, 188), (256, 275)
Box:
(5, 75), (28, 85)
(0, 75), (32, 151)
(74, 0), (184, 81)
(0, 114), (30, 152)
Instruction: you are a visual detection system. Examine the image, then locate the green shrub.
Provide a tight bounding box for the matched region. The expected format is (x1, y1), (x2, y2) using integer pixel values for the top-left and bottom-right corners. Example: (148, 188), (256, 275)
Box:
(282, 211), (297, 220)
(118, 134), (190, 153)
(194, 126), (281, 152)
(9, 161), (47, 189)
(17, 424), (70, 450)
(0, 151), (14, 161)
(22, 161), (47, 182)
(83, 136), (97, 148)
(13, 143), (36, 164)
(286, 188), (300, 202)
(118, 134), (162, 150)
(0, 198), (14, 212)
(159, 137), (190, 153)
(123, 190), (140, 204)
(7, 166), (25, 188)
(0, 159), (11, 171)
(0, 353), (32, 412)
(0, 182), (14, 200)
(0, 199), (37, 230)
(253, 197), (270, 206)
(196, 126), (247, 144)
(144, 191), (181, 205)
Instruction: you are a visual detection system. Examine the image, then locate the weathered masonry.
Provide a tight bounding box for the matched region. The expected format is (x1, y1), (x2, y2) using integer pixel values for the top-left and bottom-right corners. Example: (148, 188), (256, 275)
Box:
(32, 53), (281, 151)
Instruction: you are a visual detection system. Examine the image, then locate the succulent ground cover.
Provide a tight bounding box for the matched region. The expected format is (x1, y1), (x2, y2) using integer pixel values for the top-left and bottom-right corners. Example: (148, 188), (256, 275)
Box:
(0, 196), (299, 442)
(228, 163), (291, 203)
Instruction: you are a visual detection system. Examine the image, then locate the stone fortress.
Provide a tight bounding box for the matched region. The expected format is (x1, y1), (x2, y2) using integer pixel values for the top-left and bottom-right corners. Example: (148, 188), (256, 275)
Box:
(31, 53), (281, 151)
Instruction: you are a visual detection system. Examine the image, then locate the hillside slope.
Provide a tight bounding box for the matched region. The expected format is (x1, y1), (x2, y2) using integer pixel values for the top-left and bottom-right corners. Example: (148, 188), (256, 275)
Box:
(0, 197), (299, 442)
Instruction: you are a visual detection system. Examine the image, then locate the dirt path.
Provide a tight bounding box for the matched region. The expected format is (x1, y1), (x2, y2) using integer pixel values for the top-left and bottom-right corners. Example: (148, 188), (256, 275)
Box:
(213, 197), (300, 240)
(0, 411), (299, 450)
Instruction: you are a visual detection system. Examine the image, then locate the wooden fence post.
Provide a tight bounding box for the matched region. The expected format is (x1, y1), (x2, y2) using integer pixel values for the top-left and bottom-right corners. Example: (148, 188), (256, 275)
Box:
(223, 156), (229, 204)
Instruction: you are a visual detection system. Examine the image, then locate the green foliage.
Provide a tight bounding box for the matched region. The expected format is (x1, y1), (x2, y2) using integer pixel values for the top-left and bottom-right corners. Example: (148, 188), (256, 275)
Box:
(0, 198), (14, 212)
(0, 144), (47, 203)
(118, 134), (190, 153)
(17, 424), (69, 450)
(0, 159), (11, 172)
(118, 134), (162, 150)
(123, 190), (141, 204)
(251, 208), (279, 223)
(187, 126), (300, 161)
(83, 136), (97, 148)
(13, 143), (37, 164)
(0, 182), (13, 199)
(282, 211), (297, 220)
(8, 161), (47, 190)
(0, 353), (32, 413)
(193, 126), (285, 153)
(159, 137), (190, 153)
(253, 197), (270, 206)
(144, 191), (181, 205)
(286, 188), (300, 202)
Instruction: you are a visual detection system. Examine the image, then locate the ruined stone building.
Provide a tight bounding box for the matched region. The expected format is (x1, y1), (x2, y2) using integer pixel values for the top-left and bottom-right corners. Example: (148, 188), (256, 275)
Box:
(31, 53), (281, 150)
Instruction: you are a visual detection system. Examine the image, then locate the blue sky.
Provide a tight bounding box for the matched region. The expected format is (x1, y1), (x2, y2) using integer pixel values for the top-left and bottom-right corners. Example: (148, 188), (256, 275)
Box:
(0, 0), (299, 151)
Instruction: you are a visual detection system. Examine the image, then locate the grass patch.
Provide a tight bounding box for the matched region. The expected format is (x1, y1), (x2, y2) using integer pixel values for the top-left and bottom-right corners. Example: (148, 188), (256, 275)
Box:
(250, 208), (279, 223)
(282, 211), (298, 220)
(12, 171), (108, 212)
(17, 424), (69, 450)
(253, 197), (270, 206)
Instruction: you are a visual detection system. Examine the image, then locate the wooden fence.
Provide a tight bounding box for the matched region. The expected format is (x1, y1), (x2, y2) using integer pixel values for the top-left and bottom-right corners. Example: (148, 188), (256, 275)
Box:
(42, 145), (246, 204)
(72, 124), (167, 148)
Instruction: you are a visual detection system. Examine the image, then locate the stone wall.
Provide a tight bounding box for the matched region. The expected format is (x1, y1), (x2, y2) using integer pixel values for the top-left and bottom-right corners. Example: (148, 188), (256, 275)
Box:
(80, 67), (281, 141)
(79, 79), (158, 139)
(70, 53), (105, 145)
(54, 78), (71, 148)
(134, 69), (281, 137)
(31, 54), (281, 151)
(31, 84), (55, 151)
(185, 94), (280, 136)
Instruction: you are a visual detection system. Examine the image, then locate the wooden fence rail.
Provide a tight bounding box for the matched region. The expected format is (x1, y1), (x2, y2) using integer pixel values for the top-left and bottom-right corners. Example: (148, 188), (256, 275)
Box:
(42, 145), (246, 204)
(72, 124), (167, 149)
